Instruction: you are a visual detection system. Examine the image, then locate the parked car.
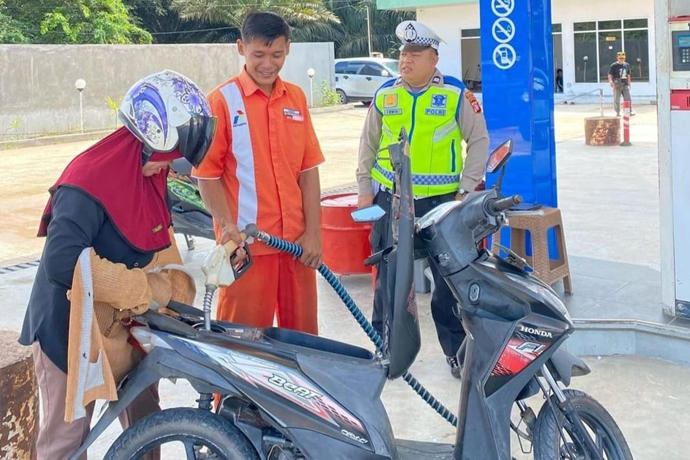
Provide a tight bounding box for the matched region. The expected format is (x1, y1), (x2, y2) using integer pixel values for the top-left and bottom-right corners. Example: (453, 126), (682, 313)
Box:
(334, 57), (399, 104)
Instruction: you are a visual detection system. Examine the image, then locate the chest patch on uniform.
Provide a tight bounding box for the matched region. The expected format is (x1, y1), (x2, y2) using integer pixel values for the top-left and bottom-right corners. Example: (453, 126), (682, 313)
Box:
(283, 107), (303, 121)
(383, 94), (398, 108)
(431, 94), (447, 108)
(233, 110), (247, 127)
(384, 108), (403, 115)
(465, 90), (482, 113)
(425, 108), (446, 116)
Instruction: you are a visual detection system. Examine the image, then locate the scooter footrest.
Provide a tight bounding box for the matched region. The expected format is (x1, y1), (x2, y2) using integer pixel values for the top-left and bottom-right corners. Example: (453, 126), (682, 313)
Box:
(395, 439), (454, 459)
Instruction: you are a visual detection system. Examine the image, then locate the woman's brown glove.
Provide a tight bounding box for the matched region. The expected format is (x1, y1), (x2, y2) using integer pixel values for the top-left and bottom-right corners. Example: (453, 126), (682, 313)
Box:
(113, 272), (171, 319)
(146, 272), (172, 310)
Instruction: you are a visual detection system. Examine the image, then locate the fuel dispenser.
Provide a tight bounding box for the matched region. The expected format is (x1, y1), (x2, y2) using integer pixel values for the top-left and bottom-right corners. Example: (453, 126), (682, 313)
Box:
(665, 15), (690, 317)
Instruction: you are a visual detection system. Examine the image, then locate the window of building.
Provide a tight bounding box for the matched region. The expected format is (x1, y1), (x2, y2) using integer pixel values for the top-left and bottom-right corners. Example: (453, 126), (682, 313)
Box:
(461, 28), (482, 91)
(574, 18), (649, 83)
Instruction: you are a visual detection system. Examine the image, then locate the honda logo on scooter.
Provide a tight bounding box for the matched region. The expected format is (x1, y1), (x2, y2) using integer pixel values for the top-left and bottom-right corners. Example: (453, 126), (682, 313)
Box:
(518, 324), (553, 338)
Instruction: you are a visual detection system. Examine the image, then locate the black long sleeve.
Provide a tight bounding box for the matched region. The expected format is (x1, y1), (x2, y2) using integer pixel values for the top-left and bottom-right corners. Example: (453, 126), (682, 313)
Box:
(41, 187), (106, 289)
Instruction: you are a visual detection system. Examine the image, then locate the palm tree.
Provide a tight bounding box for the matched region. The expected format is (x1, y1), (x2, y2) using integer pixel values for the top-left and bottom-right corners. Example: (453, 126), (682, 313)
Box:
(125, 0), (238, 43)
(171, 0), (339, 30)
(297, 0), (414, 58)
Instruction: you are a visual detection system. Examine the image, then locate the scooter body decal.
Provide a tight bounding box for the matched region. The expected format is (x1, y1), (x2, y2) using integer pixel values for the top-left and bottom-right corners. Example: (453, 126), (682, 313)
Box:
(173, 337), (366, 434)
(491, 323), (556, 377)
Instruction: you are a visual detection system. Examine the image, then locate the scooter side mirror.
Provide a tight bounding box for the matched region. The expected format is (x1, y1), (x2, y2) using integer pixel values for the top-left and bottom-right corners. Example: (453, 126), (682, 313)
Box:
(351, 204), (386, 223)
(486, 139), (513, 174)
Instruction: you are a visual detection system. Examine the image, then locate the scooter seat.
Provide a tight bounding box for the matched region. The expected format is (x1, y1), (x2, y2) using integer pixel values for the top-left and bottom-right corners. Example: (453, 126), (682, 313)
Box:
(140, 311), (199, 338)
(263, 327), (373, 361)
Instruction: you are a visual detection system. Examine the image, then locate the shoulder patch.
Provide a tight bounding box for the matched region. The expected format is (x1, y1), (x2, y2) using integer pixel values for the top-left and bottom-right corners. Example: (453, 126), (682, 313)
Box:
(465, 90), (482, 114)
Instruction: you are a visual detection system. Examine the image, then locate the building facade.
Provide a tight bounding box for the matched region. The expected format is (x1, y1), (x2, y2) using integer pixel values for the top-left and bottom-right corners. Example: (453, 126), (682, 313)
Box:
(378, 0), (656, 98)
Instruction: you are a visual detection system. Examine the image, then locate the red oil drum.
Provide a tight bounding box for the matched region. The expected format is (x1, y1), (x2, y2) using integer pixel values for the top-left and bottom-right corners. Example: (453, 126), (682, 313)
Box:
(320, 193), (372, 275)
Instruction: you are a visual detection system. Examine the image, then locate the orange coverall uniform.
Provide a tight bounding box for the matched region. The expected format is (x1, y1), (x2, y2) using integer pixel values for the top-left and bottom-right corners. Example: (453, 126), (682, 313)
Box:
(193, 69), (324, 334)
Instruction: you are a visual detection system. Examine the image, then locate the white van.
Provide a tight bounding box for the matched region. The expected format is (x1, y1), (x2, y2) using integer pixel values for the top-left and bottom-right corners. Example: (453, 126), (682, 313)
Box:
(334, 57), (399, 104)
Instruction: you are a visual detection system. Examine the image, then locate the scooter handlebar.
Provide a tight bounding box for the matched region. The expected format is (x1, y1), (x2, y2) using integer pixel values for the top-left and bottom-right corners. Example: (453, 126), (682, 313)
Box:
(486, 195), (522, 215)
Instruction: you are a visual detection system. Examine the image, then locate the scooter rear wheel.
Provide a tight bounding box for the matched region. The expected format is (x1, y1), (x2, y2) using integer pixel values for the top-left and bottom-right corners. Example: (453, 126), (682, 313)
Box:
(533, 389), (632, 460)
(105, 407), (259, 460)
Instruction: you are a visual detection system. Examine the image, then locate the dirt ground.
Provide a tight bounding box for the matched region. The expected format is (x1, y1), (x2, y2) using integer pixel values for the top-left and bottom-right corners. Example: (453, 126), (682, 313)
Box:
(0, 106), (368, 263)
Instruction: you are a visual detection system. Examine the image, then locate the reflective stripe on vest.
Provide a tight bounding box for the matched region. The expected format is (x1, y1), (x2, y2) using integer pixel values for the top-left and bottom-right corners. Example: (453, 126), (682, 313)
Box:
(372, 82), (464, 197)
(220, 82), (258, 231)
(373, 163), (459, 186)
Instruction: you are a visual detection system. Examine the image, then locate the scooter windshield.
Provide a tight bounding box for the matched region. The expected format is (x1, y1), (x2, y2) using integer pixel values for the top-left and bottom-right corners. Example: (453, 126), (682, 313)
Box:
(385, 135), (421, 379)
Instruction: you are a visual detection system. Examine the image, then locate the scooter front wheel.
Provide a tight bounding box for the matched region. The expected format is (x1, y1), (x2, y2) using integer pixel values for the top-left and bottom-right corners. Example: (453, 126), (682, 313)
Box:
(105, 407), (259, 460)
(533, 389), (632, 460)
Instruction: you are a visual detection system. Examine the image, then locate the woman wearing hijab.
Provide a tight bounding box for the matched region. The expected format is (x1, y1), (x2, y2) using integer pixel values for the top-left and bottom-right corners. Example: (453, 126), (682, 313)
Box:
(19, 70), (216, 459)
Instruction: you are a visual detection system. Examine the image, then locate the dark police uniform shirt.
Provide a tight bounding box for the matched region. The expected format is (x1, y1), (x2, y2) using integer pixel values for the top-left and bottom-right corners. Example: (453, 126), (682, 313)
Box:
(19, 187), (156, 373)
(608, 62), (631, 85)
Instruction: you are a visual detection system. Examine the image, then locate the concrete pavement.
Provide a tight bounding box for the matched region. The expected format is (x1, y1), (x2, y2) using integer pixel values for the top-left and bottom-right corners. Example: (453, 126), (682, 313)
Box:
(2, 234), (688, 459)
(1, 102), (687, 458)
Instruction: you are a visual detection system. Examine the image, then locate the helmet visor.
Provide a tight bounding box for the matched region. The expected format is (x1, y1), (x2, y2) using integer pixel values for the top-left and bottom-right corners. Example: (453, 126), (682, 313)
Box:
(177, 115), (217, 167)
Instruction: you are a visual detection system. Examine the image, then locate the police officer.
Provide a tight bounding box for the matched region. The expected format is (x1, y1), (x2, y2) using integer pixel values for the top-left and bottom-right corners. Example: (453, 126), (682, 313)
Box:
(356, 20), (489, 378)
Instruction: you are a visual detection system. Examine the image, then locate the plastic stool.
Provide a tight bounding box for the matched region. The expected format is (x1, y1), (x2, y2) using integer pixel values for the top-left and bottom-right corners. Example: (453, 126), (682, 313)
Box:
(492, 207), (573, 294)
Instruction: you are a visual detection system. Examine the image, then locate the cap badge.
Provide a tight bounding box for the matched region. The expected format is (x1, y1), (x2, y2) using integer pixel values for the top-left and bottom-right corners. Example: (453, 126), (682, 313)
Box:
(404, 23), (418, 42)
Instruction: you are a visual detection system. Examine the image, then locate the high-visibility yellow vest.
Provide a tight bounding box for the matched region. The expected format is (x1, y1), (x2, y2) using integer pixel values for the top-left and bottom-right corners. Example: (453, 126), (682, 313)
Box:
(371, 77), (464, 197)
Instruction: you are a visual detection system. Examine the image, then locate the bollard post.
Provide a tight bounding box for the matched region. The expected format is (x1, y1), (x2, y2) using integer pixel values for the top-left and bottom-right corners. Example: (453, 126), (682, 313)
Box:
(620, 100), (632, 146)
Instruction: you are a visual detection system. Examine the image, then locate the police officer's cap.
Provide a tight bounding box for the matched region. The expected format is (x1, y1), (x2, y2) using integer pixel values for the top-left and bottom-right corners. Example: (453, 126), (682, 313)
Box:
(396, 20), (444, 51)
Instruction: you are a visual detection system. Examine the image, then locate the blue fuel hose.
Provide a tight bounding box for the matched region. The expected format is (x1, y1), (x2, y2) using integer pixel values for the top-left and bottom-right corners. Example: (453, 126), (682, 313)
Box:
(245, 226), (458, 427)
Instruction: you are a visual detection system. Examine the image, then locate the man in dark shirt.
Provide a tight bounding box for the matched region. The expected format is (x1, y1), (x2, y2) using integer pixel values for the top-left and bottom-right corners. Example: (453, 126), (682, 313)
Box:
(608, 51), (633, 117)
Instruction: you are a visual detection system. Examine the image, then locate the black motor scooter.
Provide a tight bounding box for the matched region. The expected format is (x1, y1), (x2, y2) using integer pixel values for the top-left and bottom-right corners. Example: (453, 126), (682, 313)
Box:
(72, 135), (632, 460)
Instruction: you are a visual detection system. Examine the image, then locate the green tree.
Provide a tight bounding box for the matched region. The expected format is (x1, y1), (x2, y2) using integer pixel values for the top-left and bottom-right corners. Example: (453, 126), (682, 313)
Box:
(1, 0), (152, 44)
(124, 0), (237, 43)
(0, 11), (28, 43)
(170, 0), (339, 31)
(336, 0), (414, 58)
(294, 0), (414, 58)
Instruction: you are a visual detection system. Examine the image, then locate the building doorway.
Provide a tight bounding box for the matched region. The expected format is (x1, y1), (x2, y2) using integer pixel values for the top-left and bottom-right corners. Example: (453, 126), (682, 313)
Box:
(554, 24), (564, 92)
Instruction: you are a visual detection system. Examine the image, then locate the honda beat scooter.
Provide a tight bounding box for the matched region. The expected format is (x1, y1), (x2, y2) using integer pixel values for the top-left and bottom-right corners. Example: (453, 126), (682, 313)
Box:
(72, 133), (631, 460)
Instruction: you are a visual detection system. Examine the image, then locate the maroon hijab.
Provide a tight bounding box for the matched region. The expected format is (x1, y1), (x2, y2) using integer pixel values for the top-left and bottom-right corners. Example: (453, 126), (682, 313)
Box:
(38, 127), (181, 252)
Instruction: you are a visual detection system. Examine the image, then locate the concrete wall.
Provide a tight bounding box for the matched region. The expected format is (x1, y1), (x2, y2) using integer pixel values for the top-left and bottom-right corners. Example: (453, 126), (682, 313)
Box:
(0, 42), (334, 140)
(416, 0), (657, 98)
(282, 42), (336, 108)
